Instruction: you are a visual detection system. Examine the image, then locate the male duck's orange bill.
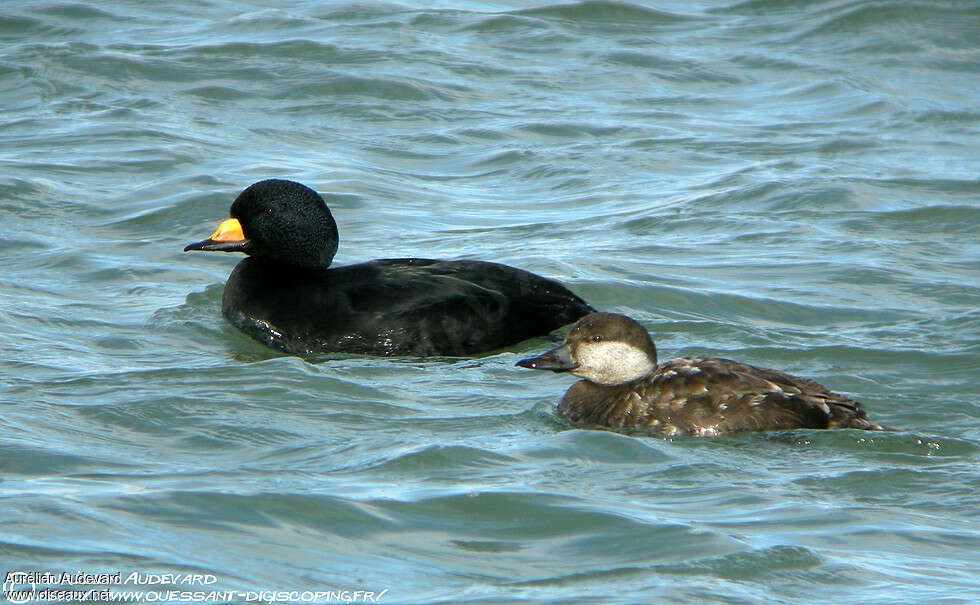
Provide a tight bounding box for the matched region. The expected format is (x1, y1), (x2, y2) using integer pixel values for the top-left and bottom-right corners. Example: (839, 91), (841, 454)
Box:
(184, 218), (249, 252)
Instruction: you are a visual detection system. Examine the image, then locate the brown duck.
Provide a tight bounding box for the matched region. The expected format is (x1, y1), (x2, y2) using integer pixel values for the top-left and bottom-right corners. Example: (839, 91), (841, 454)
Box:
(517, 312), (884, 436)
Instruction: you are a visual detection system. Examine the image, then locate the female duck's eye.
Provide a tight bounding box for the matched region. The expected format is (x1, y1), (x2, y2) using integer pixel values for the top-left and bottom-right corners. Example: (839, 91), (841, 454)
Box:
(592, 335), (603, 342)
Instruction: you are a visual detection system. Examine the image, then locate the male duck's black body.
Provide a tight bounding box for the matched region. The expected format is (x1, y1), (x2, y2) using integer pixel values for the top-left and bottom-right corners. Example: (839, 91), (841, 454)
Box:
(185, 179), (593, 356)
(517, 312), (884, 436)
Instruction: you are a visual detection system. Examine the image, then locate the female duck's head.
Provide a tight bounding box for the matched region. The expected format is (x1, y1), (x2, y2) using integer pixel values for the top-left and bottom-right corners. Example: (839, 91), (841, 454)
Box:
(185, 179), (339, 270)
(517, 312), (658, 386)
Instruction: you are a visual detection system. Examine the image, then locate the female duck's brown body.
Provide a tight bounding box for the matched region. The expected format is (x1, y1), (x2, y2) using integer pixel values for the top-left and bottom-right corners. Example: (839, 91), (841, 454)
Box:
(518, 313), (884, 436)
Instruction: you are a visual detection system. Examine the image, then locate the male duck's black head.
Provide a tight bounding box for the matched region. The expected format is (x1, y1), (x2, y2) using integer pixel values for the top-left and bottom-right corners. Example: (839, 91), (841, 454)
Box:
(185, 179), (339, 270)
(517, 312), (658, 386)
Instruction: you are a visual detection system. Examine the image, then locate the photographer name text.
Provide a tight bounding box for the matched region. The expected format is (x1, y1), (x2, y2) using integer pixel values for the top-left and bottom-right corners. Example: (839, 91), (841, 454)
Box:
(6, 572), (217, 586)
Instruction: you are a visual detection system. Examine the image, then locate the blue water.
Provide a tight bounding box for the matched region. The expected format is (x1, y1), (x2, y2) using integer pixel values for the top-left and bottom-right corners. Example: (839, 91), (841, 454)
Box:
(2, 1), (978, 603)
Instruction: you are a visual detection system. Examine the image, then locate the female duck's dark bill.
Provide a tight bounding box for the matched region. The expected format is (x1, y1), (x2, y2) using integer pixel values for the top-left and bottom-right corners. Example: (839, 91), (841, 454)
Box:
(516, 344), (578, 372)
(184, 217), (250, 253)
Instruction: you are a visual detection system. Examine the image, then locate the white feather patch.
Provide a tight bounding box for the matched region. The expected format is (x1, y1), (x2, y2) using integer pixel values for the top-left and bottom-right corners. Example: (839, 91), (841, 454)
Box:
(570, 341), (656, 386)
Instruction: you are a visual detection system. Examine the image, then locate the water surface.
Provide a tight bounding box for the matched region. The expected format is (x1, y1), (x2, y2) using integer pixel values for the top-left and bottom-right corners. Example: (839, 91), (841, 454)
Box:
(2, 1), (978, 603)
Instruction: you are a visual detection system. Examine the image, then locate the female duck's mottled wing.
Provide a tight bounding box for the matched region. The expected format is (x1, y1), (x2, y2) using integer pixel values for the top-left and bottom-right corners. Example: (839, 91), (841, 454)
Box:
(649, 357), (878, 432)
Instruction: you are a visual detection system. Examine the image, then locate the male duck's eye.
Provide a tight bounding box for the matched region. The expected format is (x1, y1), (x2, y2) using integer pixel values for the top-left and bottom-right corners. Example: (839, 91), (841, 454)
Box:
(592, 335), (603, 342)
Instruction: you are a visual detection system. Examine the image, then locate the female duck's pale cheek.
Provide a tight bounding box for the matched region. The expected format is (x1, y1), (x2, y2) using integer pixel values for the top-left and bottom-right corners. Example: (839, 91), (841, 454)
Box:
(573, 342), (656, 386)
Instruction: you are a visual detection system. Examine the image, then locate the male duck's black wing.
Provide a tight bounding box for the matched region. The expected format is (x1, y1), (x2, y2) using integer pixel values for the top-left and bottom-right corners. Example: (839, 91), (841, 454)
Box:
(369, 259), (594, 356)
